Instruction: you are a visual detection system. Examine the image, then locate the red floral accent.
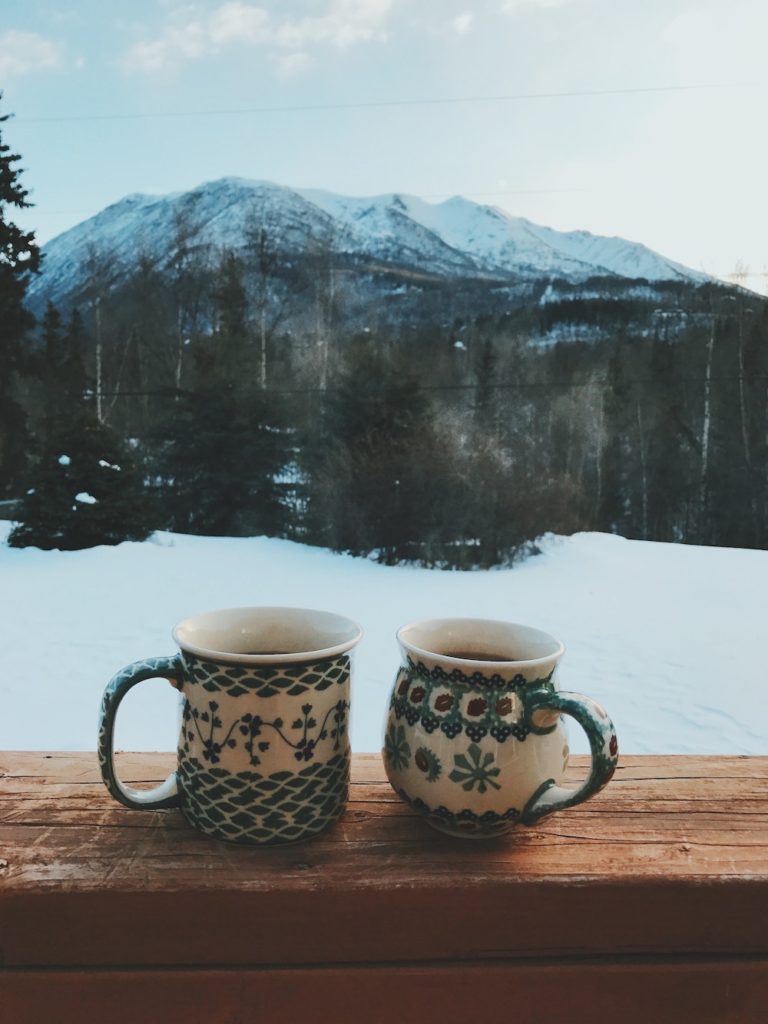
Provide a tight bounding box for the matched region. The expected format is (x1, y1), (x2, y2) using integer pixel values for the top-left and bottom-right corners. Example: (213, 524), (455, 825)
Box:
(434, 693), (454, 712)
(397, 676), (410, 696)
(410, 686), (426, 704)
(467, 697), (487, 717)
(495, 696), (513, 716)
(609, 734), (618, 757)
(415, 750), (428, 772)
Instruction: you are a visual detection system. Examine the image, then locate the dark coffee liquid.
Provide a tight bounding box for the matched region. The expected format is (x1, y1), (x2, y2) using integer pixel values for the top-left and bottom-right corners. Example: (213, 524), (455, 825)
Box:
(242, 650), (294, 656)
(443, 650), (519, 662)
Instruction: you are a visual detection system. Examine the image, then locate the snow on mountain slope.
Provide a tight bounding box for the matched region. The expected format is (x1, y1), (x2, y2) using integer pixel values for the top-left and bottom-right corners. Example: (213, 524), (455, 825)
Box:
(28, 179), (334, 303)
(27, 177), (710, 310)
(525, 221), (710, 283)
(295, 187), (481, 275)
(301, 188), (595, 278)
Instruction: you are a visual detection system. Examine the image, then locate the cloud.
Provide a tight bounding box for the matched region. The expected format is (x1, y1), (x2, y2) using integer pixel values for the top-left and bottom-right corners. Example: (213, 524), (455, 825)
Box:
(0, 30), (61, 80)
(124, 0), (394, 73)
(500, 0), (572, 12)
(451, 12), (473, 35)
(274, 51), (312, 78)
(127, 22), (208, 72)
(273, 0), (393, 50)
(209, 2), (271, 45)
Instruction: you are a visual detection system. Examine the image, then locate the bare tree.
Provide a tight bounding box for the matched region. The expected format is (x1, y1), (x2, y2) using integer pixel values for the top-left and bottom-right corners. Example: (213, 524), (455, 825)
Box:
(697, 312), (716, 532)
(80, 242), (118, 423)
(305, 224), (353, 390)
(242, 203), (291, 390)
(167, 208), (211, 394)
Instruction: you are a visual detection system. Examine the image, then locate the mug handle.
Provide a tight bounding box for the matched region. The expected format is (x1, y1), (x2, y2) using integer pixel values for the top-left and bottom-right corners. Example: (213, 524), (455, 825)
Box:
(519, 686), (618, 825)
(98, 655), (184, 810)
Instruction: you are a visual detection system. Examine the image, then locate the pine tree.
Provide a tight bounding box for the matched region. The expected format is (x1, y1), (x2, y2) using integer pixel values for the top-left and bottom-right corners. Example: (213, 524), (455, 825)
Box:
(8, 410), (154, 550)
(40, 301), (67, 440)
(645, 337), (693, 541)
(212, 249), (250, 380)
(597, 342), (638, 535)
(9, 309), (154, 549)
(0, 95), (42, 496)
(152, 385), (287, 536)
(151, 253), (288, 538)
(303, 345), (447, 562)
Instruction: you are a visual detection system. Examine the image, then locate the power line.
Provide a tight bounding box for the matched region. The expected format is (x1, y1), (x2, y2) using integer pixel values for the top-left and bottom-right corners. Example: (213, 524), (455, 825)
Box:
(14, 83), (756, 125)
(92, 375), (768, 398)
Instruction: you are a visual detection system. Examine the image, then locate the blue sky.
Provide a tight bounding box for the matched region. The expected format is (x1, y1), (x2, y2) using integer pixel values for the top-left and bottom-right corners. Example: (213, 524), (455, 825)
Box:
(1, 0), (766, 290)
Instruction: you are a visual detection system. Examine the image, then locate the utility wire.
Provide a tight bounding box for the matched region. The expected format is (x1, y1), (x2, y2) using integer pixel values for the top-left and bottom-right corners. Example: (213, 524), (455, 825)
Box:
(14, 83), (755, 125)
(91, 375), (768, 398)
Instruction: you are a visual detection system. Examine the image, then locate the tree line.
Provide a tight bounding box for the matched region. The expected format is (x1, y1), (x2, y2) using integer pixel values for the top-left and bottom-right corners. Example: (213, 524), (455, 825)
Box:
(2, 100), (767, 564)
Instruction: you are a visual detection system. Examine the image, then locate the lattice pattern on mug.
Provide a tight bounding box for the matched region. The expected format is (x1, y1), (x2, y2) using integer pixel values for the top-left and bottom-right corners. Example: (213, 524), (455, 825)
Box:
(183, 651), (350, 698)
(177, 751), (350, 844)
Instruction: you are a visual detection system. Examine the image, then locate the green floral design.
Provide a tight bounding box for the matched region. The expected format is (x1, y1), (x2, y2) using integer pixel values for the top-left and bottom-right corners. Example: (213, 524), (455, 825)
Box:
(414, 746), (442, 782)
(449, 743), (502, 793)
(384, 722), (411, 771)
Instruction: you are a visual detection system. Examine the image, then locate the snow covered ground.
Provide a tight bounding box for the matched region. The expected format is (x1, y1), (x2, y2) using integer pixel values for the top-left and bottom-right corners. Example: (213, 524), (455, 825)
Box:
(0, 522), (765, 755)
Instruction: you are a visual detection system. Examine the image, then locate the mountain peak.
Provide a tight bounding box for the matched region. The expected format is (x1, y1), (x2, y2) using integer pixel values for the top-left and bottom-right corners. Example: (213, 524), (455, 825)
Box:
(27, 177), (711, 313)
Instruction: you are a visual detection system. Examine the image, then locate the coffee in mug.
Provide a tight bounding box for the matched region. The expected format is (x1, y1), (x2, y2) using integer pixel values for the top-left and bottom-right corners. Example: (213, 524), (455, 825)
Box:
(98, 606), (363, 844)
(383, 617), (617, 838)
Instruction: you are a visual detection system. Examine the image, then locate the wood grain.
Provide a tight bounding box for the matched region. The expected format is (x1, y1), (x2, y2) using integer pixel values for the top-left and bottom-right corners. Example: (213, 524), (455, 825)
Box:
(1, 753), (767, 970)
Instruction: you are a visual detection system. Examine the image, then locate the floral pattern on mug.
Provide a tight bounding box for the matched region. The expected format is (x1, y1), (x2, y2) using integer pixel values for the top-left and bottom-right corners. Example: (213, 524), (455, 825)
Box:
(414, 746), (442, 782)
(448, 743), (502, 794)
(384, 722), (411, 771)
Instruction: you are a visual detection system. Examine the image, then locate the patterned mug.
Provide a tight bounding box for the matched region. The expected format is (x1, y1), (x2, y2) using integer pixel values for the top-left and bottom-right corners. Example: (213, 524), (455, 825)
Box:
(383, 618), (618, 838)
(98, 606), (363, 844)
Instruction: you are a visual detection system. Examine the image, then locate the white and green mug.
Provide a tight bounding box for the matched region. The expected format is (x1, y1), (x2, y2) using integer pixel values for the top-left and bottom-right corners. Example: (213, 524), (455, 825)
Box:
(98, 606), (363, 844)
(383, 618), (618, 838)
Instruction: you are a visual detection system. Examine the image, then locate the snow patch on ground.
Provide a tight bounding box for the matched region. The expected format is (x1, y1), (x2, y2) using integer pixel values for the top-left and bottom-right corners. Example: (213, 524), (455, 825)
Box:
(0, 524), (764, 755)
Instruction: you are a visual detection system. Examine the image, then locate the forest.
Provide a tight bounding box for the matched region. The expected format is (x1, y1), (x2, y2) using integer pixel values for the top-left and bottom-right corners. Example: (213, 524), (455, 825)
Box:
(3, 109), (768, 566)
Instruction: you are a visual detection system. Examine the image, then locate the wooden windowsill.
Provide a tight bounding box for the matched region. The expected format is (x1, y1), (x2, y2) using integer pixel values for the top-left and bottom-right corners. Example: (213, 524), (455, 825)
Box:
(1, 752), (767, 1022)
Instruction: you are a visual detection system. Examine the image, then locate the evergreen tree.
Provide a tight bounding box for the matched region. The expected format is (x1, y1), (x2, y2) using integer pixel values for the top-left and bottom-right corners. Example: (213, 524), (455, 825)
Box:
(40, 301), (68, 439)
(597, 342), (638, 536)
(151, 251), (288, 537)
(152, 385), (287, 536)
(303, 345), (451, 562)
(474, 336), (498, 428)
(645, 338), (693, 541)
(9, 309), (154, 549)
(212, 250), (250, 380)
(8, 410), (154, 550)
(0, 95), (42, 496)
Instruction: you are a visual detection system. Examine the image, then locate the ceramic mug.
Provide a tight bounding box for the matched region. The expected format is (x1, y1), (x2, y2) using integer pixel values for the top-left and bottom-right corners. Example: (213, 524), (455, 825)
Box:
(98, 606), (363, 844)
(383, 618), (618, 838)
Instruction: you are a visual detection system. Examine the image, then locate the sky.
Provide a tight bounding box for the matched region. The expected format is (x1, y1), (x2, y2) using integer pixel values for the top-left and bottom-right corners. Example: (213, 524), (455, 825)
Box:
(1, 0), (767, 292)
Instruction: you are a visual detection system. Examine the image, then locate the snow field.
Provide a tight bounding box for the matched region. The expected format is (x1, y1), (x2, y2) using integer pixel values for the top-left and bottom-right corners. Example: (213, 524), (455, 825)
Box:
(0, 524), (765, 755)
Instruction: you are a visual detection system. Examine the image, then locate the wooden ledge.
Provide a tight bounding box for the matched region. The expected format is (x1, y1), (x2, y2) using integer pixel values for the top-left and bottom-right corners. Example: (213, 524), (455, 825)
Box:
(2, 753), (767, 1022)
(1, 752), (767, 973)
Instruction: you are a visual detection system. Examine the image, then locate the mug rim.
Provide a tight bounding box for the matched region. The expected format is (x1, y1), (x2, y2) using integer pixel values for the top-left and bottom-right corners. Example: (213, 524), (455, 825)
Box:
(396, 616), (565, 670)
(172, 605), (364, 665)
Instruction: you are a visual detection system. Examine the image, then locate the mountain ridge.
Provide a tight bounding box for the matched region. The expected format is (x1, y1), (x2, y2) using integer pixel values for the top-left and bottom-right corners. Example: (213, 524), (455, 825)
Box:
(26, 176), (710, 315)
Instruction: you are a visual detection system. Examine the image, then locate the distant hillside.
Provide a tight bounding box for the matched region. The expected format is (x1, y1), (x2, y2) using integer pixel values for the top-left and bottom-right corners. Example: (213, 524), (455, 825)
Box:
(27, 177), (712, 324)
(12, 178), (768, 564)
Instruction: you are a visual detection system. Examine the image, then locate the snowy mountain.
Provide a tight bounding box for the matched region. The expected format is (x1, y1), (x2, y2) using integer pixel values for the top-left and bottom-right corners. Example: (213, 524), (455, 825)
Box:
(26, 177), (709, 313)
